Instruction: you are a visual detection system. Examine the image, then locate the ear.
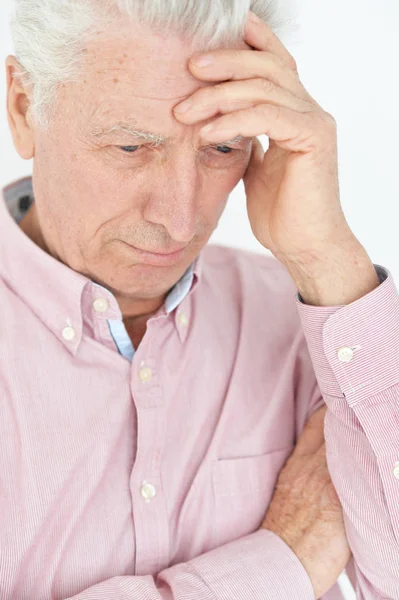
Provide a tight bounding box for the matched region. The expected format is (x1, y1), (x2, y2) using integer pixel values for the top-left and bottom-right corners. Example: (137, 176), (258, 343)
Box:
(5, 55), (35, 160)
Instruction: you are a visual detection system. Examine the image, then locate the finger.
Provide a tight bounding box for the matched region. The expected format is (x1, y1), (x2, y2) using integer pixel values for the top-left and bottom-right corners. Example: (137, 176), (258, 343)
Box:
(199, 103), (324, 153)
(246, 12), (298, 73)
(174, 78), (312, 126)
(188, 50), (306, 99)
(293, 408), (327, 457)
(295, 436), (326, 460)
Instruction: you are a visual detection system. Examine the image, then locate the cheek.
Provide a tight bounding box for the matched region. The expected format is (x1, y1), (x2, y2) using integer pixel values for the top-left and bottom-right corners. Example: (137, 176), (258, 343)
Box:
(200, 191), (229, 227)
(198, 157), (251, 223)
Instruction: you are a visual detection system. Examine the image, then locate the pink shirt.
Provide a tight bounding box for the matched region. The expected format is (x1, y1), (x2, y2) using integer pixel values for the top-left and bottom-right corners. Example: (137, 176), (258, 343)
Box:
(0, 176), (398, 600)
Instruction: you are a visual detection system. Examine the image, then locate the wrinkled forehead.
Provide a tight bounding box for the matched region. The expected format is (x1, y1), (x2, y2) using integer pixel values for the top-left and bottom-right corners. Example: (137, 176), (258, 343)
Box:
(64, 22), (251, 135)
(80, 21), (251, 99)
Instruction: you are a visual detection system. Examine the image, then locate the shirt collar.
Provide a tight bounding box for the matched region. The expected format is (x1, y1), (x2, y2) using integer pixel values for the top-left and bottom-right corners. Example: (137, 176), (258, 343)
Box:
(0, 176), (203, 355)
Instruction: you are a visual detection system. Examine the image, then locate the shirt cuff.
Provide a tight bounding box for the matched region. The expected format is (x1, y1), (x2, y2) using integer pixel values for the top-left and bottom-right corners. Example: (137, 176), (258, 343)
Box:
(187, 528), (315, 600)
(295, 264), (399, 403)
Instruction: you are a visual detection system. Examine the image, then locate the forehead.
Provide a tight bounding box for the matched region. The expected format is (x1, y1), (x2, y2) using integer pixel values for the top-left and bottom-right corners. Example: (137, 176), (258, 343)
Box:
(77, 22), (249, 129)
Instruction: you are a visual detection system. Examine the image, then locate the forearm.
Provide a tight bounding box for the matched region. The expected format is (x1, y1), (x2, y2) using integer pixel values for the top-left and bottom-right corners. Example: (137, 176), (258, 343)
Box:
(64, 530), (315, 600)
(291, 252), (399, 597)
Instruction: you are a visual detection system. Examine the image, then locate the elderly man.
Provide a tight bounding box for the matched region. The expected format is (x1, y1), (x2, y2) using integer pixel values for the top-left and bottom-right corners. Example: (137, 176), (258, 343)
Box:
(1, 1), (398, 599)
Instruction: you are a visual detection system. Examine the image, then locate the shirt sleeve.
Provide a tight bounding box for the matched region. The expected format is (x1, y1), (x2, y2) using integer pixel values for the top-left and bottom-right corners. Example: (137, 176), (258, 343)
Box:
(65, 529), (315, 600)
(295, 263), (399, 599)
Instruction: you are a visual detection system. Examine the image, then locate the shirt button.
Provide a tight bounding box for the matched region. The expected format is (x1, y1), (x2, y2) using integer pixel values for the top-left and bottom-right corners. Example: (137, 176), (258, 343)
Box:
(337, 347), (354, 363)
(62, 326), (76, 341)
(178, 312), (188, 327)
(141, 482), (156, 502)
(393, 462), (399, 479)
(139, 367), (152, 383)
(93, 298), (109, 313)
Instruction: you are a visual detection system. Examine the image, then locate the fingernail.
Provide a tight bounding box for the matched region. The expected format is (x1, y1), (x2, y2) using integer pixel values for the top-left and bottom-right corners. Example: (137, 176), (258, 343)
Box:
(201, 124), (215, 134)
(174, 99), (193, 113)
(191, 54), (214, 67)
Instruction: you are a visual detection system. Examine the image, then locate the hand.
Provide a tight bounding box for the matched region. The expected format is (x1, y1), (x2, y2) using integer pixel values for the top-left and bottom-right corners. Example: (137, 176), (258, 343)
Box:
(173, 11), (356, 267)
(262, 405), (352, 598)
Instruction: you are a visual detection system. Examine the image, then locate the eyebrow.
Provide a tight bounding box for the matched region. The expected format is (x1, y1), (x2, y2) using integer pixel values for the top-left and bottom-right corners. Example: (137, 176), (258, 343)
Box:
(90, 122), (247, 146)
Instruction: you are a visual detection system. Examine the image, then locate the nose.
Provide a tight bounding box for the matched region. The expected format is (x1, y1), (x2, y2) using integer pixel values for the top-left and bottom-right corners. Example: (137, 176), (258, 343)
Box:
(142, 155), (200, 244)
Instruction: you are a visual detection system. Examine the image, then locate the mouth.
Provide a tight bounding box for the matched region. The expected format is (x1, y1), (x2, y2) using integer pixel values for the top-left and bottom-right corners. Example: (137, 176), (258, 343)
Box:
(120, 241), (188, 266)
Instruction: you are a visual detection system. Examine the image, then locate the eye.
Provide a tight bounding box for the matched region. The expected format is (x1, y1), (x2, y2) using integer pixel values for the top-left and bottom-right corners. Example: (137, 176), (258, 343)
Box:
(119, 145), (141, 154)
(213, 145), (234, 154)
(116, 144), (240, 156)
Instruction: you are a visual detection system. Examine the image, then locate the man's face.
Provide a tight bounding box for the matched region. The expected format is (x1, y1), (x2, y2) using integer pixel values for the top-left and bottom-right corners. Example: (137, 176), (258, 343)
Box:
(30, 22), (253, 303)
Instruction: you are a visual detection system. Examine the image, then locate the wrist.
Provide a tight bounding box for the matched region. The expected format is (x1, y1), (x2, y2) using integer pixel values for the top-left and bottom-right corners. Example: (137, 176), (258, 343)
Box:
(275, 231), (360, 277)
(276, 238), (379, 306)
(262, 524), (320, 598)
(262, 524), (336, 599)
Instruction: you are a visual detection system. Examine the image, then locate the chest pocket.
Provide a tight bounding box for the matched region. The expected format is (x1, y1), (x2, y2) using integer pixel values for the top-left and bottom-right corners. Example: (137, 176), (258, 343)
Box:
(211, 447), (292, 547)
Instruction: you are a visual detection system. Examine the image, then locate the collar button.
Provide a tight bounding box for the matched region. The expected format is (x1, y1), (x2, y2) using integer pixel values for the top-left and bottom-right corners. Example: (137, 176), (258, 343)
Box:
(93, 298), (110, 313)
(62, 326), (76, 341)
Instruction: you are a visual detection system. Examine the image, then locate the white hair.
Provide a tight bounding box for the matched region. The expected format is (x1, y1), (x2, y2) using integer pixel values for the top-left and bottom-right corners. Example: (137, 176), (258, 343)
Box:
(9, 0), (299, 130)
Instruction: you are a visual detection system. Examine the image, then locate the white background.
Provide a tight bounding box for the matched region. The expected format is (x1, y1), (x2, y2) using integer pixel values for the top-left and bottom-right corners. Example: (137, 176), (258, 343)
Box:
(1, 1), (398, 598)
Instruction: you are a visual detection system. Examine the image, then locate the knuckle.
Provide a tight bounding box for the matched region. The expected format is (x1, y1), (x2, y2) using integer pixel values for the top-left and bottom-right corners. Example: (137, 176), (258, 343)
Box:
(325, 110), (337, 124)
(323, 111), (337, 131)
(264, 103), (282, 121)
(208, 84), (224, 107)
(288, 56), (298, 72)
(213, 83), (236, 111)
(210, 83), (223, 97)
(193, 87), (211, 107)
(230, 49), (243, 62)
(256, 77), (275, 95)
(308, 111), (337, 144)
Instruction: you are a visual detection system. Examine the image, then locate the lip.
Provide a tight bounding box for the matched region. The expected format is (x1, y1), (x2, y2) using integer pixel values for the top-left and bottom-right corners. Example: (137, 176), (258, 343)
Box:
(121, 241), (187, 266)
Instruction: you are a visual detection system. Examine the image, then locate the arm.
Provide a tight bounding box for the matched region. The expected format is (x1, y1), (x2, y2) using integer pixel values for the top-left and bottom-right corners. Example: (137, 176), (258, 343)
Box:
(287, 251), (399, 599)
(64, 530), (315, 600)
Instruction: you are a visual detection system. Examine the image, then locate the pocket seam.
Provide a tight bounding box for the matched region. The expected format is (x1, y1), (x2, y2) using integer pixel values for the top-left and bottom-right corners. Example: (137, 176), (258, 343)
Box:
(211, 447), (292, 497)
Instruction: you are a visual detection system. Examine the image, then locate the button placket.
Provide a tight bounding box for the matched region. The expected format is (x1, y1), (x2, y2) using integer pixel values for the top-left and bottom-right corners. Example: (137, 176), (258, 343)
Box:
(89, 287), (124, 352)
(139, 366), (153, 383)
(140, 481), (157, 503)
(130, 359), (168, 573)
(173, 298), (192, 344)
(177, 311), (188, 327)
